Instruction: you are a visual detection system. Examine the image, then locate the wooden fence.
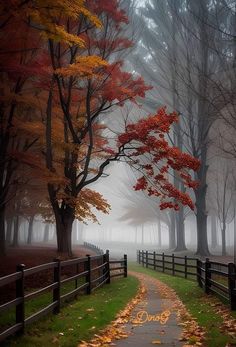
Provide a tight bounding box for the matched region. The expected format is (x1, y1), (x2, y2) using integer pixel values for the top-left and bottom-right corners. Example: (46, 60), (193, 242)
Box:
(137, 250), (236, 310)
(83, 242), (103, 255)
(0, 250), (127, 343)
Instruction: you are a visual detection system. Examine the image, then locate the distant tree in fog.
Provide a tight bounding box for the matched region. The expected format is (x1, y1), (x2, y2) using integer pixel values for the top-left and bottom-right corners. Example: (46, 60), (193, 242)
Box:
(130, 0), (236, 255)
(208, 160), (236, 255)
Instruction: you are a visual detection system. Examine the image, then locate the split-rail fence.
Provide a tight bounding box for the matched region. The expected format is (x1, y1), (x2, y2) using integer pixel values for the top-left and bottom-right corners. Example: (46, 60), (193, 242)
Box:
(137, 250), (236, 310)
(0, 250), (127, 342)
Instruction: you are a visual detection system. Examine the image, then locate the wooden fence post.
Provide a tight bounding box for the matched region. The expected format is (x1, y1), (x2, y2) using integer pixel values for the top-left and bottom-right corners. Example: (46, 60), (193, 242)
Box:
(146, 251), (148, 268)
(228, 262), (236, 310)
(124, 254), (127, 278)
(142, 250), (144, 267)
(16, 264), (25, 333)
(162, 252), (165, 272)
(184, 256), (187, 279)
(105, 250), (110, 284)
(138, 250), (141, 264)
(86, 254), (92, 294)
(102, 252), (106, 284)
(153, 251), (156, 271)
(53, 258), (61, 314)
(172, 254), (175, 276)
(197, 259), (203, 288)
(205, 258), (211, 294)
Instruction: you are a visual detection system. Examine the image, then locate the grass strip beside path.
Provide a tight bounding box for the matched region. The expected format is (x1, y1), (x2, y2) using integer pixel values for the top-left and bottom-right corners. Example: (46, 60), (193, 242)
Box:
(2, 276), (139, 347)
(129, 263), (236, 347)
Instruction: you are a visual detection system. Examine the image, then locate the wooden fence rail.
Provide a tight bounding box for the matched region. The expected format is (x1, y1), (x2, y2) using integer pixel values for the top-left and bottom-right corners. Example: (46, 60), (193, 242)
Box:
(137, 250), (236, 310)
(0, 250), (127, 343)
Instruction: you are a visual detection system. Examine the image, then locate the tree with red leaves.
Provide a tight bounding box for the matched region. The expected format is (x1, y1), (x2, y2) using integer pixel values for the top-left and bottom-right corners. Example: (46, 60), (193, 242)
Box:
(0, 0), (200, 257)
(42, 0), (150, 255)
(118, 107), (200, 211)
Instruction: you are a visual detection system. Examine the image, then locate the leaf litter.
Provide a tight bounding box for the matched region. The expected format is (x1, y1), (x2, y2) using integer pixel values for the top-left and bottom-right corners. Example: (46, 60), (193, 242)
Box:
(78, 283), (146, 347)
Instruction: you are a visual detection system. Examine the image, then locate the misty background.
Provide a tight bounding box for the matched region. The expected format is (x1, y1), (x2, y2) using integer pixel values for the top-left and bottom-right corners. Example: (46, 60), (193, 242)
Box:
(3, 0), (236, 261)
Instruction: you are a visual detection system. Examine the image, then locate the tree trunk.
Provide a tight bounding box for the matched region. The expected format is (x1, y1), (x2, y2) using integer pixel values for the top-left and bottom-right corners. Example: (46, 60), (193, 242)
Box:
(195, 172), (210, 256)
(12, 215), (19, 247)
(27, 216), (34, 244)
(211, 215), (218, 249)
(0, 206), (6, 255)
(47, 182), (74, 255)
(23, 220), (27, 243)
(169, 210), (176, 249)
(157, 219), (162, 247)
(175, 205), (187, 251)
(6, 218), (13, 245)
(195, 178), (210, 256)
(221, 222), (227, 256)
(195, 1), (210, 257)
(54, 206), (74, 255)
(72, 221), (77, 245)
(234, 215), (236, 264)
(196, 207), (210, 256)
(43, 223), (50, 243)
(77, 223), (84, 244)
(56, 222), (73, 254)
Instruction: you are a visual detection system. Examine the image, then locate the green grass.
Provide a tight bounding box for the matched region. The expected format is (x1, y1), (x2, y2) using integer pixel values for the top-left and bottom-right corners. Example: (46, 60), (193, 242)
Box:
(1, 276), (139, 347)
(129, 262), (236, 347)
(0, 281), (78, 331)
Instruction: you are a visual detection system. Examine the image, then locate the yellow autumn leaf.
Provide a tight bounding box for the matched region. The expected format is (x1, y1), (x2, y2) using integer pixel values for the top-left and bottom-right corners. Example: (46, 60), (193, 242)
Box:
(55, 56), (108, 78)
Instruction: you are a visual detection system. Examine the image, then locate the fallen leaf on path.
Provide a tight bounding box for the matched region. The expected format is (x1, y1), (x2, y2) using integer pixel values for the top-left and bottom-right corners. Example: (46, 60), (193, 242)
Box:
(78, 283), (146, 347)
(86, 308), (95, 312)
(89, 326), (96, 330)
(201, 295), (236, 340)
(152, 340), (162, 344)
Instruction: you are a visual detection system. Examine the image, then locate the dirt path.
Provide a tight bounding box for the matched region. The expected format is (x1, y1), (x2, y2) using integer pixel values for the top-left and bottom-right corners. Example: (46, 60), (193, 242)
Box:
(114, 271), (184, 347)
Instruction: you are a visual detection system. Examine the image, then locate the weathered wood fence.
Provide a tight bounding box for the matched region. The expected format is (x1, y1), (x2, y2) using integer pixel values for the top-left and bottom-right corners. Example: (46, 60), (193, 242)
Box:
(137, 250), (236, 310)
(0, 250), (127, 342)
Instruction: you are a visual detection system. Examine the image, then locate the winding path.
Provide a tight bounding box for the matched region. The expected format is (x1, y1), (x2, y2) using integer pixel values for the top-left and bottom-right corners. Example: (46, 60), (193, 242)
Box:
(115, 271), (184, 347)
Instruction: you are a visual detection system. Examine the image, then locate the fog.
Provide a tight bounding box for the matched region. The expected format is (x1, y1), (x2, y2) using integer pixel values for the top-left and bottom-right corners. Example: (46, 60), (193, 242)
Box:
(12, 157), (236, 260)
(2, 0), (236, 263)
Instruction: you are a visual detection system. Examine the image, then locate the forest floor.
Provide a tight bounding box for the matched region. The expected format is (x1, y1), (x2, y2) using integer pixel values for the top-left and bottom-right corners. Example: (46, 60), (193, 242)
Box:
(0, 244), (95, 276)
(0, 244), (96, 304)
